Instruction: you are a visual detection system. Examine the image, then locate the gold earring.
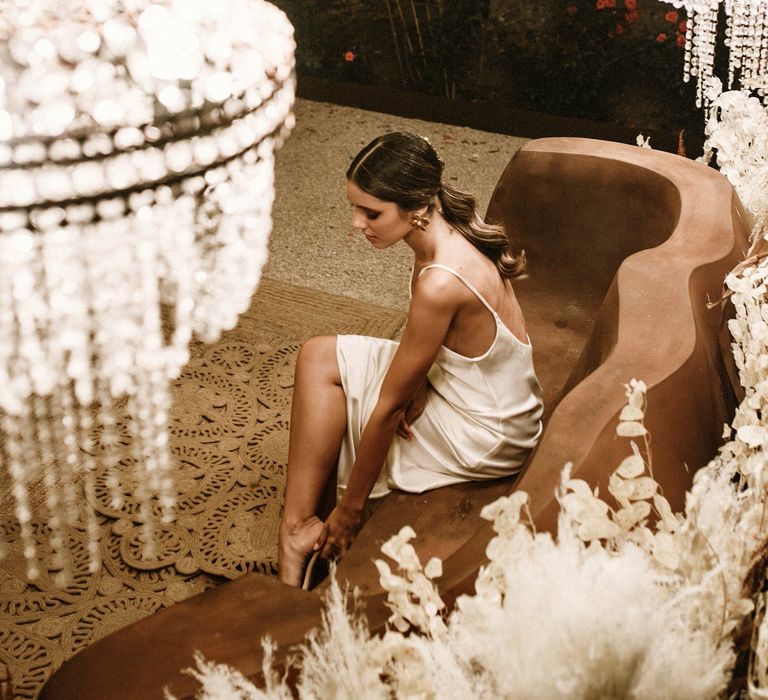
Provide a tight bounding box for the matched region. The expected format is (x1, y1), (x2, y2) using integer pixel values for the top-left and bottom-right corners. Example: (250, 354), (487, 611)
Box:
(410, 212), (430, 230)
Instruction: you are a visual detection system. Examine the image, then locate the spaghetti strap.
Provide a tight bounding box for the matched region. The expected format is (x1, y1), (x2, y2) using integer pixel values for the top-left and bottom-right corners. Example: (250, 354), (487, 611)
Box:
(418, 263), (499, 317)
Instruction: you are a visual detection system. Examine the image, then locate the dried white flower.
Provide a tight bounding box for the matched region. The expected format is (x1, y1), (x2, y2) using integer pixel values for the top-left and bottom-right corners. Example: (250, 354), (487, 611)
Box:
(636, 134), (652, 148)
(374, 526), (446, 637)
(617, 420), (647, 437)
(617, 452), (645, 479)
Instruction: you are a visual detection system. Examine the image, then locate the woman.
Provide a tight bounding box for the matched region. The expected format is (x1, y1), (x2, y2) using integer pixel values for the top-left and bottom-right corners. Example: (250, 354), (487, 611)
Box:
(278, 132), (543, 587)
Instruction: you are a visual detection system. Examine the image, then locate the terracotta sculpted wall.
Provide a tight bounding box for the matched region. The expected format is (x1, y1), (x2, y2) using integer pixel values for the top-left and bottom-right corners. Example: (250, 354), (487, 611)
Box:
(40, 139), (748, 700)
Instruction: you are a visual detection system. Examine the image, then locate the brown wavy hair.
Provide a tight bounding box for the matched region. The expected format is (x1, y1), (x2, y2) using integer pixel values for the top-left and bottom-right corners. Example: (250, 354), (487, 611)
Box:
(347, 131), (526, 279)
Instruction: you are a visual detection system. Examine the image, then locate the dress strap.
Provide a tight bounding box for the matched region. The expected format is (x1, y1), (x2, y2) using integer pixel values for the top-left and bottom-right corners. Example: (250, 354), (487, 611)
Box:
(417, 263), (499, 318)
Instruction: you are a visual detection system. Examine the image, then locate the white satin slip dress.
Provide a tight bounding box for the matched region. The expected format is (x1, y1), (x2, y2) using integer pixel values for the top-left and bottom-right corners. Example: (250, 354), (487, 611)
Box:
(334, 263), (544, 499)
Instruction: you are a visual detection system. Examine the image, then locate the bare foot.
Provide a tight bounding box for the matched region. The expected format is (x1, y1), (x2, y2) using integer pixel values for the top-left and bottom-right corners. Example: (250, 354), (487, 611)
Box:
(278, 516), (325, 587)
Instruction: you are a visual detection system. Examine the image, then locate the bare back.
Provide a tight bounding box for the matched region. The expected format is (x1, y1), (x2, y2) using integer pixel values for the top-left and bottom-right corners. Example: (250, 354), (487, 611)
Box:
(412, 244), (528, 358)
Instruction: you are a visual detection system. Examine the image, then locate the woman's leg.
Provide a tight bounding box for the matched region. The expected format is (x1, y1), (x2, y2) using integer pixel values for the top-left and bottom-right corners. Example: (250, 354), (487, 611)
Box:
(278, 335), (347, 586)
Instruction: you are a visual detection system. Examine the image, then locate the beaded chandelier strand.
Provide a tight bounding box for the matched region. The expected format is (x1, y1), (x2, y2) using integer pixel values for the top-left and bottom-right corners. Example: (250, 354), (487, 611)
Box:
(664, 0), (768, 109)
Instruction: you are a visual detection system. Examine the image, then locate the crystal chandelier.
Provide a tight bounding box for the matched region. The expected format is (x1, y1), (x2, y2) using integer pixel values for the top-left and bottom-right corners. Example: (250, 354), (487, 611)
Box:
(663, 0), (768, 108)
(0, 0), (295, 583)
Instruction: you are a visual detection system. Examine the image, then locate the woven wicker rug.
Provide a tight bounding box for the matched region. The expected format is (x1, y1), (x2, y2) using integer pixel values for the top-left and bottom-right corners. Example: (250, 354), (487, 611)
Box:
(0, 278), (405, 699)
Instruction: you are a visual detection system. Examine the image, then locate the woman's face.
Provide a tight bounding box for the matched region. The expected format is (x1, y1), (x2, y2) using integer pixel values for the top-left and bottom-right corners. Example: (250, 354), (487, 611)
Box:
(346, 180), (413, 249)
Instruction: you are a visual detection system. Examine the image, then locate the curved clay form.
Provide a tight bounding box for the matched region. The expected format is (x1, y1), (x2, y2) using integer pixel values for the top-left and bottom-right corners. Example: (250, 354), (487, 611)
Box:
(41, 138), (749, 699)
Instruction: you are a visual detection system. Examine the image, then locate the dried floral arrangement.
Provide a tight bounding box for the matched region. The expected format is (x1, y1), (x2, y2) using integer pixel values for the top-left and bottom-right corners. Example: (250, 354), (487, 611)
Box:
(170, 86), (768, 699)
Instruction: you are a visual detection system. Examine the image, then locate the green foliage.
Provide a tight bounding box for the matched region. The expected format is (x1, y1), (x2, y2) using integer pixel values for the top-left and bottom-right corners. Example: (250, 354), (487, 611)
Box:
(272, 0), (703, 139)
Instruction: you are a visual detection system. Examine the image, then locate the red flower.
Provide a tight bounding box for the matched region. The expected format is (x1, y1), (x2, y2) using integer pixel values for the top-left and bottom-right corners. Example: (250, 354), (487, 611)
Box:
(344, 51), (356, 62)
(656, 32), (668, 42)
(665, 10), (678, 22)
(615, 22), (625, 34)
(625, 9), (639, 22)
(567, 4), (577, 13)
(679, 20), (687, 32)
(624, 0), (637, 9)
(596, 0), (606, 9)
(676, 33), (685, 47)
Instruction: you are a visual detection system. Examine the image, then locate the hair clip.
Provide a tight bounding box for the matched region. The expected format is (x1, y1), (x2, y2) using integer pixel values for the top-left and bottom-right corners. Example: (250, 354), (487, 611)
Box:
(417, 133), (444, 166)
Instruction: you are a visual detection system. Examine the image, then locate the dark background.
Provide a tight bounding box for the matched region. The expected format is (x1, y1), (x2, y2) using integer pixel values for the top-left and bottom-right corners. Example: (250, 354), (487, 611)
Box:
(272, 0), (705, 153)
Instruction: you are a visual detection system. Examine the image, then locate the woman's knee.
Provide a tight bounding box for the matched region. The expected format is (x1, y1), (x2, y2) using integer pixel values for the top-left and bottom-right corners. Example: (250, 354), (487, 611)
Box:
(297, 336), (340, 382)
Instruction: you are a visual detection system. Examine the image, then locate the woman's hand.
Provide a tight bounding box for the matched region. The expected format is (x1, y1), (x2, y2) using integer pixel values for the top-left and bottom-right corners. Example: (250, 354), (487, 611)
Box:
(397, 378), (430, 441)
(315, 503), (365, 559)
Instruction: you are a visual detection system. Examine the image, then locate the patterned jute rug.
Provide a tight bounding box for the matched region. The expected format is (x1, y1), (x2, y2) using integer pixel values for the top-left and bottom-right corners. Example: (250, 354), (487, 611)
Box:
(0, 278), (405, 699)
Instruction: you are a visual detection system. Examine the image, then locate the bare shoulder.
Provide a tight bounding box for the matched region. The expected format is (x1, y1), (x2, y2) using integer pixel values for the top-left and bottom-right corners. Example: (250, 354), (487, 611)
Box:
(399, 267), (460, 351)
(413, 266), (471, 307)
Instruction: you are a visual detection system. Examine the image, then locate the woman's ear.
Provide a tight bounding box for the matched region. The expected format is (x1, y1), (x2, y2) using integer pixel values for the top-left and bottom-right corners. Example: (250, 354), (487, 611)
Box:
(399, 205), (426, 223)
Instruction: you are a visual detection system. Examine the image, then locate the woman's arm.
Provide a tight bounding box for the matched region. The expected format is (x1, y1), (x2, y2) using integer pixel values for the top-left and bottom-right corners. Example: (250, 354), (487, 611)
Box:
(318, 270), (461, 557)
(397, 376), (430, 441)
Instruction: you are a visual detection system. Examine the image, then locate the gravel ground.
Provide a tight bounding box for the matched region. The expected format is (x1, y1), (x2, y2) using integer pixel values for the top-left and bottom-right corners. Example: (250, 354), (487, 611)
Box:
(265, 98), (529, 312)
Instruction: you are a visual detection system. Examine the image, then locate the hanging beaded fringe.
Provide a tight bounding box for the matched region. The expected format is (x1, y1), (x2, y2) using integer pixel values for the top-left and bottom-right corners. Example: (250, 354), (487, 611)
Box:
(0, 367), (177, 583)
(672, 0), (768, 112)
(0, 392), (143, 585)
(0, 161), (278, 582)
